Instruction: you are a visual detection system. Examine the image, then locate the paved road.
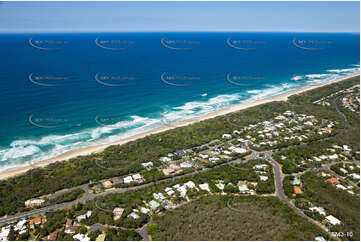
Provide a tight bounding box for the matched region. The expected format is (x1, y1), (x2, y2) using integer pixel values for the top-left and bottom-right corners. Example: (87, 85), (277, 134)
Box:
(265, 152), (340, 241)
(0, 93), (353, 241)
(0, 156), (247, 226)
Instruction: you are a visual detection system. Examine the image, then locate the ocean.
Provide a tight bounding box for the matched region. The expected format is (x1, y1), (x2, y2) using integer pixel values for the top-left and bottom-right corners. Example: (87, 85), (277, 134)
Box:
(0, 32), (359, 171)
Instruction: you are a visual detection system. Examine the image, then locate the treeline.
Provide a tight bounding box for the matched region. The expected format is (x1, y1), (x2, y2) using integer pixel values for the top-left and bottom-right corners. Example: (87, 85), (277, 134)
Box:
(301, 172), (360, 241)
(48, 188), (85, 205)
(0, 76), (358, 216)
(147, 195), (329, 241)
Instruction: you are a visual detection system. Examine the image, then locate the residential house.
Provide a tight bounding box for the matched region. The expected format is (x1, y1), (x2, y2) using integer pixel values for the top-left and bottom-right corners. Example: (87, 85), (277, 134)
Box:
(326, 178), (340, 184)
(113, 208), (124, 220)
(102, 180), (113, 189)
(310, 206), (326, 216)
(149, 200), (160, 210)
(77, 211), (92, 223)
(25, 199), (45, 208)
(132, 173), (144, 183)
(195, 157), (209, 164)
(123, 176), (133, 184)
(141, 162), (153, 169)
(259, 176), (268, 181)
(140, 207), (150, 214)
(48, 232), (58, 241)
(29, 217), (46, 229)
(180, 162), (193, 168)
(73, 233), (90, 241)
(128, 212), (140, 220)
(293, 186), (303, 195)
(199, 183), (210, 192)
(222, 134), (232, 139)
(326, 215), (341, 226)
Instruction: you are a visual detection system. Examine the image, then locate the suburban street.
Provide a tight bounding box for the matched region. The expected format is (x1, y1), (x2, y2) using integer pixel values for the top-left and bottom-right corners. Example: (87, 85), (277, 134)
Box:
(0, 94), (352, 241)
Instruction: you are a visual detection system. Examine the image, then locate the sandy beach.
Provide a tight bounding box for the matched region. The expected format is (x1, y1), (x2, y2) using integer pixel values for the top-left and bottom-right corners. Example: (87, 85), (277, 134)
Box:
(0, 73), (359, 180)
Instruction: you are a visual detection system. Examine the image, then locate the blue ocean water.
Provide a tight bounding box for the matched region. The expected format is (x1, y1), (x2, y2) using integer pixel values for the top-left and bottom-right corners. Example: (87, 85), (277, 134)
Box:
(0, 32), (359, 171)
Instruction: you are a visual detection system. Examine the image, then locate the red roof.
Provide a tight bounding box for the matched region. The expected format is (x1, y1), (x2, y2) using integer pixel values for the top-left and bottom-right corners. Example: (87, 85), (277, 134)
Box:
(29, 217), (45, 225)
(48, 232), (58, 241)
(326, 177), (340, 184)
(195, 157), (208, 164)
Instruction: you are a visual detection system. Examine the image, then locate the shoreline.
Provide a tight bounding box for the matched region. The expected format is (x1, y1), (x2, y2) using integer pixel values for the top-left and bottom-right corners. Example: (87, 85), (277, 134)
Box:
(0, 73), (359, 180)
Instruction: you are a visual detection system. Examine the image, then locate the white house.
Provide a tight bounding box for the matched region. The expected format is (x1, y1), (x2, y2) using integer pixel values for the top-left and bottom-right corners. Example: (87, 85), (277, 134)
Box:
(149, 200), (160, 210)
(176, 185), (187, 197)
(180, 162), (193, 168)
(77, 211), (92, 223)
(25, 199), (45, 208)
(184, 181), (197, 190)
(141, 162), (153, 169)
(232, 148), (247, 154)
(259, 176), (268, 181)
(222, 134), (232, 139)
(123, 176), (133, 184)
(113, 208), (124, 220)
(238, 185), (249, 193)
(128, 212), (140, 220)
(326, 215), (341, 225)
(309, 206), (326, 216)
(165, 187), (175, 196)
(73, 233), (90, 242)
(199, 183), (210, 192)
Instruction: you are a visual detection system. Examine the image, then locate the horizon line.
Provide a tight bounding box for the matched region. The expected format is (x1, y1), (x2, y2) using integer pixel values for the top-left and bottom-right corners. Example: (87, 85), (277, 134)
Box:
(0, 30), (359, 34)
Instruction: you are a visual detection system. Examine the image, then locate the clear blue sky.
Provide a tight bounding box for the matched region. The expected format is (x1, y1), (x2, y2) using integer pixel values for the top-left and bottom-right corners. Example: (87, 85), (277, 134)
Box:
(0, 1), (359, 33)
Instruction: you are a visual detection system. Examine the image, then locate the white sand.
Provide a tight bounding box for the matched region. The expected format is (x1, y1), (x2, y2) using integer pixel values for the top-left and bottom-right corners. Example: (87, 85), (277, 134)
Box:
(0, 74), (359, 180)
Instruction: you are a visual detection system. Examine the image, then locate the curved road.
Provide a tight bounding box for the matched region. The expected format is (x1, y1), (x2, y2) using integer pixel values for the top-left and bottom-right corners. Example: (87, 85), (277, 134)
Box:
(0, 94), (352, 241)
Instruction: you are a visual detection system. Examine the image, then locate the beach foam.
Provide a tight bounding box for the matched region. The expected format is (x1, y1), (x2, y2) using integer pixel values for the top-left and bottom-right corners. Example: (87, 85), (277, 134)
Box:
(0, 65), (359, 172)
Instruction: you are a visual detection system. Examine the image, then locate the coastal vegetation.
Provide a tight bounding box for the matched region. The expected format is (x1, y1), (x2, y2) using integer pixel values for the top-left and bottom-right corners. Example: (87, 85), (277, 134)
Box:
(147, 195), (328, 241)
(301, 172), (360, 241)
(0, 76), (359, 218)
